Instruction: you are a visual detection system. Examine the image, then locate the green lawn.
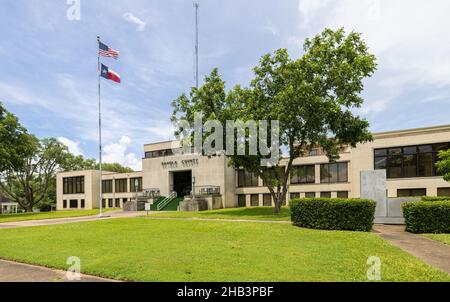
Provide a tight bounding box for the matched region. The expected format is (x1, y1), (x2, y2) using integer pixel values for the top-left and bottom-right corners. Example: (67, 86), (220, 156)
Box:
(0, 208), (120, 223)
(152, 207), (291, 221)
(423, 234), (450, 246)
(0, 217), (448, 282)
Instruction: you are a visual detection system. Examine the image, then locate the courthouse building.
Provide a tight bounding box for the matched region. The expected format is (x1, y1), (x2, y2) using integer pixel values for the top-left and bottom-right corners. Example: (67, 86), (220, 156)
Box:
(56, 124), (450, 211)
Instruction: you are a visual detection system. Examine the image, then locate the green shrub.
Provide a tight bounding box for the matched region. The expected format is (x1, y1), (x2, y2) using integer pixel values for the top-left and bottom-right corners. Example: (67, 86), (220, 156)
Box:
(421, 196), (450, 202)
(290, 198), (376, 232)
(402, 201), (450, 233)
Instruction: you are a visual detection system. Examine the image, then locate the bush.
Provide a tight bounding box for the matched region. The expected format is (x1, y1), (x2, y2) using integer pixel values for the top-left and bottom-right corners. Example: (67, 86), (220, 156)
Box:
(421, 196), (450, 202)
(402, 201), (450, 233)
(290, 198), (376, 232)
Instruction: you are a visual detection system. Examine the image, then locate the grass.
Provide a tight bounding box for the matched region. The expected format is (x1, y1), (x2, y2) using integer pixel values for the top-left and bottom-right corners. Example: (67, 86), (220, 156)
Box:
(152, 207), (291, 221)
(423, 234), (450, 246)
(0, 208), (120, 223)
(0, 217), (448, 282)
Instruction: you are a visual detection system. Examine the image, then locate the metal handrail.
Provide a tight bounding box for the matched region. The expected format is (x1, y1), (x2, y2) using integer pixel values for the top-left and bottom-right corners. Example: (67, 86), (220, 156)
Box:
(157, 192), (178, 211)
(194, 185), (221, 196)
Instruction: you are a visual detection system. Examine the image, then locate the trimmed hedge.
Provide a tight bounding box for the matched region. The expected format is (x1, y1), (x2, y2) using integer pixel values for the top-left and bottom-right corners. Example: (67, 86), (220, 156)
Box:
(290, 198), (376, 232)
(421, 196), (450, 202)
(402, 201), (450, 233)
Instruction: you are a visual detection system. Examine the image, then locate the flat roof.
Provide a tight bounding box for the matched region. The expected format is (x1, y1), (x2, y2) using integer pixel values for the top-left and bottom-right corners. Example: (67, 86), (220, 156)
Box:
(142, 124), (450, 146)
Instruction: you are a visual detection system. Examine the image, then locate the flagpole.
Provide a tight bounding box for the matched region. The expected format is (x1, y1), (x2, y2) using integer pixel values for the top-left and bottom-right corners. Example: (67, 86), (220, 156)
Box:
(97, 36), (103, 218)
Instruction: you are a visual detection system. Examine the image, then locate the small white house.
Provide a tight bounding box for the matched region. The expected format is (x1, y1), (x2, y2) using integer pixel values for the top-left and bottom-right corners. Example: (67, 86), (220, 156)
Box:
(0, 195), (19, 214)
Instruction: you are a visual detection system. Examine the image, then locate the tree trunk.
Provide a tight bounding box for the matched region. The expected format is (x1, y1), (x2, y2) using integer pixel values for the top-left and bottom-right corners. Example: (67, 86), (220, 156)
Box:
(274, 199), (282, 215)
(26, 205), (33, 212)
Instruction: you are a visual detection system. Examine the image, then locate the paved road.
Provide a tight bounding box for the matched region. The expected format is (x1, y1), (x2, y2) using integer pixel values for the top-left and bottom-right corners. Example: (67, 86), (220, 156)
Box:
(374, 225), (450, 275)
(0, 259), (116, 282)
(0, 211), (149, 229)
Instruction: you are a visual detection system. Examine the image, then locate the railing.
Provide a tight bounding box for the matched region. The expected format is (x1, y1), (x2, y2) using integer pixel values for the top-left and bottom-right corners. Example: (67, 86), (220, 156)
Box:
(193, 186), (221, 196)
(157, 192), (178, 211)
(135, 188), (161, 199)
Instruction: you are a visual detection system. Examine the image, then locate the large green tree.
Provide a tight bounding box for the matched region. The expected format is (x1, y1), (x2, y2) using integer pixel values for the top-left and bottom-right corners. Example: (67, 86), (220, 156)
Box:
(172, 28), (377, 213)
(1, 103), (134, 211)
(436, 149), (450, 182)
(0, 138), (69, 212)
(0, 102), (36, 172)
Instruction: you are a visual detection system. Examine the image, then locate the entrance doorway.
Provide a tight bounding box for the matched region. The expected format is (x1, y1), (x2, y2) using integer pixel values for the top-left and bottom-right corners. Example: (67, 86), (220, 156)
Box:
(173, 171), (192, 197)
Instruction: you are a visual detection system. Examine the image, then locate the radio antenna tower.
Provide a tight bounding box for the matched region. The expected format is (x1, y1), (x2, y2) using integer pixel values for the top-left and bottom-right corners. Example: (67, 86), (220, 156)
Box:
(194, 1), (200, 89)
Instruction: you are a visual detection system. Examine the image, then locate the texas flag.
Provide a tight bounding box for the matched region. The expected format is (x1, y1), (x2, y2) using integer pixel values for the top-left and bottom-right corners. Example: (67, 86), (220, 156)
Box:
(100, 64), (121, 84)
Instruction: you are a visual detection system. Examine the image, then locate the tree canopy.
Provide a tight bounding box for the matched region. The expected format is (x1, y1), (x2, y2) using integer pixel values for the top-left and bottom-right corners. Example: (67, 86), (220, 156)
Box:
(0, 102), (134, 211)
(172, 28), (377, 213)
(436, 149), (450, 182)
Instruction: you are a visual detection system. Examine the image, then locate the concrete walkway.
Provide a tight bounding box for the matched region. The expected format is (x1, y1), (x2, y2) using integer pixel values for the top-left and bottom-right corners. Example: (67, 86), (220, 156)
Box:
(0, 211), (148, 229)
(0, 259), (116, 282)
(147, 216), (291, 224)
(373, 225), (450, 275)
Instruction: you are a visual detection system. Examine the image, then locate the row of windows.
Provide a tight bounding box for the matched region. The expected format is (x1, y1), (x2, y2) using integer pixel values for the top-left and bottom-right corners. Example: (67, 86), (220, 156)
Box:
(145, 149), (175, 159)
(374, 143), (450, 179)
(63, 177), (85, 195)
(102, 198), (129, 208)
(237, 162), (349, 188)
(62, 199), (85, 209)
(237, 191), (350, 207)
(289, 191), (349, 199)
(101, 177), (143, 194)
(398, 187), (450, 197)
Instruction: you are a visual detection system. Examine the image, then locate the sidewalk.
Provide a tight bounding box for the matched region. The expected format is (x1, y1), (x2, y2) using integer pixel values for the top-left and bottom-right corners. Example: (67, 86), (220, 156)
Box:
(0, 259), (116, 282)
(0, 211), (148, 229)
(373, 225), (450, 275)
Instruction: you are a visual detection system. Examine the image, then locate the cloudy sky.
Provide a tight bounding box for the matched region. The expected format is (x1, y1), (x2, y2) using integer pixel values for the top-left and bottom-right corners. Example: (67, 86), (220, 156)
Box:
(1, 0), (449, 170)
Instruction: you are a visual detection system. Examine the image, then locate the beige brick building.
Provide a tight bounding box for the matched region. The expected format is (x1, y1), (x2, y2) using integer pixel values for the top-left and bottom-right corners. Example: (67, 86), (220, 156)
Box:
(56, 124), (450, 211)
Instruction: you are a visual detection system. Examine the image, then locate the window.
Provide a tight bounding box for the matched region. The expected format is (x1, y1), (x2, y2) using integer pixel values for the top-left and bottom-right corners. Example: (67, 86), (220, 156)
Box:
(145, 149), (175, 159)
(102, 199), (106, 208)
(291, 165), (315, 184)
(69, 200), (78, 209)
(263, 194), (272, 206)
(397, 188), (427, 197)
(320, 162), (348, 183)
(122, 198), (128, 204)
(238, 195), (246, 207)
(80, 199), (85, 209)
(115, 179), (128, 193)
(320, 192), (332, 198)
(63, 177), (85, 194)
(337, 191), (349, 199)
(108, 199), (113, 208)
(262, 167), (286, 187)
(374, 142), (450, 179)
(290, 193), (300, 200)
(437, 188), (450, 197)
(305, 192), (316, 198)
(130, 177), (143, 192)
(250, 194), (259, 207)
(63, 200), (67, 209)
(115, 199), (121, 208)
(237, 170), (259, 187)
(102, 180), (113, 193)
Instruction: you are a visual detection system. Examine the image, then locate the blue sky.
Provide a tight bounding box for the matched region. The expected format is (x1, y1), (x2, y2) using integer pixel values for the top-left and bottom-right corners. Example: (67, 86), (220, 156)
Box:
(1, 0), (449, 170)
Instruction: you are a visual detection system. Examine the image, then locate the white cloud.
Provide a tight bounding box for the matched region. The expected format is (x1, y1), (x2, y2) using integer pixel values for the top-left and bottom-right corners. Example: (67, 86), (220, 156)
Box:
(103, 136), (142, 171)
(294, 0), (450, 116)
(58, 137), (83, 156)
(122, 12), (147, 31)
(263, 19), (279, 36)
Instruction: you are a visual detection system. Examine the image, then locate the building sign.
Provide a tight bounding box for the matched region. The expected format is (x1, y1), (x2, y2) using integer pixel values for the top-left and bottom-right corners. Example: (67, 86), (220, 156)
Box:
(161, 159), (199, 169)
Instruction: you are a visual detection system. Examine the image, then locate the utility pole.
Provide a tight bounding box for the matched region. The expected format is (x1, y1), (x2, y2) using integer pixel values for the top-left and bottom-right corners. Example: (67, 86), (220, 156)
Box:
(194, 1), (199, 89)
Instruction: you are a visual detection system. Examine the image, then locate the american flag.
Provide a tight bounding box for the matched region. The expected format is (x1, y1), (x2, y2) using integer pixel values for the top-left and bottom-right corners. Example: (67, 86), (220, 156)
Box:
(99, 41), (119, 59)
